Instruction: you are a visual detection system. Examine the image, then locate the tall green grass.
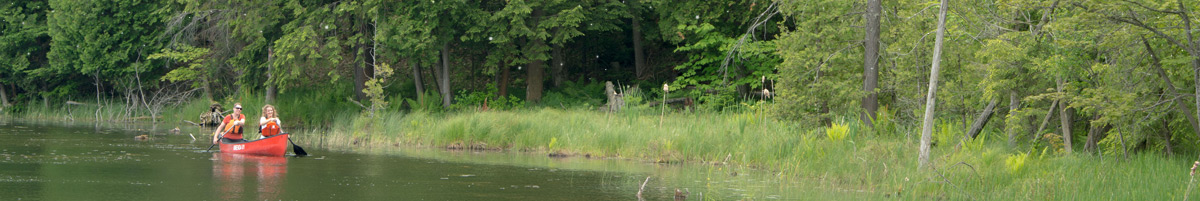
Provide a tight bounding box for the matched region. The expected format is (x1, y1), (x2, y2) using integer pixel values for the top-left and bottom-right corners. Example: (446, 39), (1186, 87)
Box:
(317, 108), (1198, 200)
(5, 92), (1195, 199)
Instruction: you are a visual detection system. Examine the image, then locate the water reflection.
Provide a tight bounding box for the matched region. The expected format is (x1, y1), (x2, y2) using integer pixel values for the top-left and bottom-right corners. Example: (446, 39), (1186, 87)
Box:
(0, 120), (821, 200)
(212, 153), (287, 200)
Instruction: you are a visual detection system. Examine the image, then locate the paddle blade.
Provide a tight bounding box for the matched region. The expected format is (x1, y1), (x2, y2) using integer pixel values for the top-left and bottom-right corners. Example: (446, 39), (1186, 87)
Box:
(288, 137), (308, 156)
(292, 143), (308, 156)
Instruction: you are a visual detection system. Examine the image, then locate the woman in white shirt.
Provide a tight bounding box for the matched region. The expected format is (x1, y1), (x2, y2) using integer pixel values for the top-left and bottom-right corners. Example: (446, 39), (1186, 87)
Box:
(259, 104), (284, 138)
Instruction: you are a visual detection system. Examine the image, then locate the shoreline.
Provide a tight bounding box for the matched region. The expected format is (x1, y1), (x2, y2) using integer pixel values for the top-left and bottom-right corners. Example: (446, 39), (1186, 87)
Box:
(6, 103), (1198, 200)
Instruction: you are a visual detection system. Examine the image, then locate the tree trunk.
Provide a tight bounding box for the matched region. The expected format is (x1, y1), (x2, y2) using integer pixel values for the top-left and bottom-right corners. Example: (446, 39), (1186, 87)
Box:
(966, 98), (999, 140)
(527, 49), (546, 103)
(525, 9), (546, 104)
(604, 81), (623, 112)
(1006, 91), (1020, 146)
(1032, 100), (1058, 144)
(919, 0), (949, 169)
(1057, 77), (1073, 153)
(551, 44), (565, 88)
(1142, 36), (1200, 140)
(862, 0), (882, 127)
(354, 45), (369, 102)
(424, 57), (439, 97)
(0, 79), (10, 107)
(630, 0), (646, 79)
(1163, 117), (1174, 156)
(265, 48), (277, 104)
(1084, 115), (1110, 152)
(1177, 3), (1200, 158)
(440, 43), (452, 108)
(412, 60), (424, 98)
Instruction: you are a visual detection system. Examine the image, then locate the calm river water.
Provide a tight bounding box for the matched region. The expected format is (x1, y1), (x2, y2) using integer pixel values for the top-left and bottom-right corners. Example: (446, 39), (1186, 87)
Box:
(0, 120), (870, 200)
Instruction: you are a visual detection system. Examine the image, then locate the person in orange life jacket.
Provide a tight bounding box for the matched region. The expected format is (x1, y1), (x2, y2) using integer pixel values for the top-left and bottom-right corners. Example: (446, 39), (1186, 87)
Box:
(258, 104), (283, 138)
(212, 103), (247, 144)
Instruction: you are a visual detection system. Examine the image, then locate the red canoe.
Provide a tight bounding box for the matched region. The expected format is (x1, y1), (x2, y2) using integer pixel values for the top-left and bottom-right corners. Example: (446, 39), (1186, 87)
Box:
(220, 134), (289, 156)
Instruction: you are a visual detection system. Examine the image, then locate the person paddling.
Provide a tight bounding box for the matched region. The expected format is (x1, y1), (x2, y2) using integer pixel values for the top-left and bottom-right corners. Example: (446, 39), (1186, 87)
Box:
(212, 103), (247, 144)
(259, 104), (284, 138)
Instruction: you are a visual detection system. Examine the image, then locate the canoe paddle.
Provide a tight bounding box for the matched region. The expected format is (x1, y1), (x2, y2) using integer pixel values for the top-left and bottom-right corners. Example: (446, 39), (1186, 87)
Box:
(284, 133), (308, 156)
(205, 124), (236, 151)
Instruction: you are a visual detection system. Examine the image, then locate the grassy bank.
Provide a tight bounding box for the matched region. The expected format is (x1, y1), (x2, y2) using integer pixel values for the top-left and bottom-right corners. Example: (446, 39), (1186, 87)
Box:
(5, 98), (1196, 199)
(316, 108), (1196, 200)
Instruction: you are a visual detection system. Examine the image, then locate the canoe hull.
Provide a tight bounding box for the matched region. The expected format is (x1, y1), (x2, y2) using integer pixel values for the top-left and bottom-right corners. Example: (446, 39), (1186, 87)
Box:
(220, 134), (289, 156)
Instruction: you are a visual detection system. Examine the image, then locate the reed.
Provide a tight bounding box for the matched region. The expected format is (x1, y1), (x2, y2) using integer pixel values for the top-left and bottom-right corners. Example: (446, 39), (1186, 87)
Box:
(6, 97), (1193, 199)
(318, 108), (1196, 200)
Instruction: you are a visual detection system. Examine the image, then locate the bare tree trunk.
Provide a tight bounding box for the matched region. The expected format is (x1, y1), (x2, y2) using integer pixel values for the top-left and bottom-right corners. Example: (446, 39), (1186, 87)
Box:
(551, 44), (565, 88)
(440, 43), (452, 108)
(0, 78), (10, 107)
(412, 60), (424, 97)
(1143, 36), (1200, 141)
(1006, 92), (1020, 146)
(354, 45), (369, 102)
(526, 9), (546, 103)
(1057, 77), (1073, 153)
(919, 0), (949, 169)
(1178, 3), (1200, 159)
(965, 98), (998, 140)
(1084, 115), (1110, 152)
(604, 81), (623, 112)
(1162, 117), (1174, 156)
(862, 0), (882, 127)
(266, 48), (277, 104)
(1109, 2), (1200, 146)
(527, 50), (546, 103)
(426, 57), (441, 97)
(629, 0), (646, 79)
(1032, 100), (1058, 144)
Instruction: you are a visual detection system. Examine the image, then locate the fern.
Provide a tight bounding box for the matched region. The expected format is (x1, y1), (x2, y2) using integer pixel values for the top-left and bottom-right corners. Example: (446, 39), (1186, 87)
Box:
(826, 121), (849, 142)
(1005, 152), (1029, 174)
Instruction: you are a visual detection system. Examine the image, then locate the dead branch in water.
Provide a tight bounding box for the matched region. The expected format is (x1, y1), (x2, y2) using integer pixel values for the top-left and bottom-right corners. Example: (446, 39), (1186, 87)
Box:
(636, 176), (650, 201)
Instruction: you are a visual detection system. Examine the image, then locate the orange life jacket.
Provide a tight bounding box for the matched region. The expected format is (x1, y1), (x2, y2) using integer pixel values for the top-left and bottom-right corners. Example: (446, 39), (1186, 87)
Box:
(261, 120), (281, 138)
(221, 114), (245, 140)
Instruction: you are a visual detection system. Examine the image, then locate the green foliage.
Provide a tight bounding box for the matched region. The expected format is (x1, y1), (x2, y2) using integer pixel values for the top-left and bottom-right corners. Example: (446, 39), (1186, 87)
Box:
(363, 63), (395, 116)
(0, 0), (50, 102)
(540, 81), (605, 109)
(669, 10), (780, 111)
(406, 90), (445, 113)
(46, 0), (166, 100)
(148, 44), (210, 85)
(934, 121), (964, 147)
(1004, 152), (1028, 174)
(774, 0), (861, 123)
(964, 133), (988, 152)
(450, 84), (524, 111)
(825, 121), (849, 142)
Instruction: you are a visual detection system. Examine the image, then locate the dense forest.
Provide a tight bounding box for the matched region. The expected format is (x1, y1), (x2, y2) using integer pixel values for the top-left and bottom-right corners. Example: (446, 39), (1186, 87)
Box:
(2, 0), (1200, 159)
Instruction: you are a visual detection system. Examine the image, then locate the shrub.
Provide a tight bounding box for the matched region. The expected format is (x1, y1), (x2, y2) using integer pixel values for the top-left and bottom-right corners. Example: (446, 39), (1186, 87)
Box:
(450, 84), (524, 111)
